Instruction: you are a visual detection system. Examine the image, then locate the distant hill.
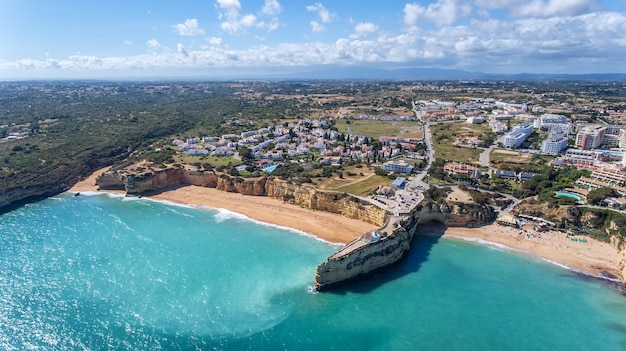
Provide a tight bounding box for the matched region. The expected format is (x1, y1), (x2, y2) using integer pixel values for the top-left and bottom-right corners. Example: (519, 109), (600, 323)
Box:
(237, 66), (626, 82)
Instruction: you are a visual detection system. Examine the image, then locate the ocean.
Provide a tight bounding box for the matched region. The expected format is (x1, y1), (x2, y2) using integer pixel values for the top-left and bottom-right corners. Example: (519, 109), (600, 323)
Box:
(0, 193), (625, 351)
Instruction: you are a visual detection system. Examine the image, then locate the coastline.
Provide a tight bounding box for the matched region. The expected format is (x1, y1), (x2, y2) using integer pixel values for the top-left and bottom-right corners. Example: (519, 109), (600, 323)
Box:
(69, 167), (622, 281)
(417, 222), (622, 281)
(68, 167), (377, 245)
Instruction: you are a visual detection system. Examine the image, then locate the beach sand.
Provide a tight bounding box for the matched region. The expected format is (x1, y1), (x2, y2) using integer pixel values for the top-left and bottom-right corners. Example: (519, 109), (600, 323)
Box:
(417, 222), (622, 280)
(69, 167), (622, 279)
(69, 167), (377, 244)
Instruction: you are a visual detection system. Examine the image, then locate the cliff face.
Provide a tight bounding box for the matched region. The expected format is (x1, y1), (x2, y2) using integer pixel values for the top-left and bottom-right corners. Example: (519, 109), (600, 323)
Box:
(0, 184), (66, 211)
(314, 201), (496, 290)
(418, 201), (497, 227)
(314, 212), (420, 290)
(266, 180), (387, 227)
(96, 167), (385, 227)
(606, 220), (626, 283)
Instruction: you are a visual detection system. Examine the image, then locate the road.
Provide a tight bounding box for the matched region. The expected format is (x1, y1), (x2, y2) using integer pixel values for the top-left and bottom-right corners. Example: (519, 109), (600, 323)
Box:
(408, 122), (434, 190)
(478, 135), (504, 168)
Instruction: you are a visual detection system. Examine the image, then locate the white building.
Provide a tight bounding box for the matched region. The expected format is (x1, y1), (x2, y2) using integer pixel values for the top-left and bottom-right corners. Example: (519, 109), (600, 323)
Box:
(541, 132), (569, 155)
(533, 113), (570, 134)
(466, 116), (485, 124)
(382, 160), (414, 174)
(502, 123), (533, 148)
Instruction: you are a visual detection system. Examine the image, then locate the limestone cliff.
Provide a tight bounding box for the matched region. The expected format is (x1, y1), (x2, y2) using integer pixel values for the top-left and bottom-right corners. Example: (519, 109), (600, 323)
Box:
(95, 166), (385, 227)
(606, 220), (626, 284)
(314, 213), (419, 290)
(417, 200), (496, 227)
(266, 180), (387, 227)
(314, 201), (496, 291)
(0, 184), (67, 212)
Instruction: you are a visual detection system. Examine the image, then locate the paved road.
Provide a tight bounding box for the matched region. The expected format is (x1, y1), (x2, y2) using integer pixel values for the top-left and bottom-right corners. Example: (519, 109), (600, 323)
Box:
(478, 135), (504, 168)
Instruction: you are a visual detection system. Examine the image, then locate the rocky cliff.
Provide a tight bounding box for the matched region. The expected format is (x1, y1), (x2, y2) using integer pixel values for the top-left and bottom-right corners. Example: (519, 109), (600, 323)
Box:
(266, 180), (387, 226)
(95, 166), (385, 227)
(0, 184), (67, 212)
(314, 213), (419, 290)
(605, 220), (626, 284)
(417, 200), (496, 227)
(313, 200), (496, 290)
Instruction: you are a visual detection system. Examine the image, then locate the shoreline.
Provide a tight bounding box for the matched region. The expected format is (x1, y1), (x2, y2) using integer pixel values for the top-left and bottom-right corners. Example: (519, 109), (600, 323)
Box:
(68, 167), (378, 245)
(416, 222), (622, 281)
(69, 167), (623, 282)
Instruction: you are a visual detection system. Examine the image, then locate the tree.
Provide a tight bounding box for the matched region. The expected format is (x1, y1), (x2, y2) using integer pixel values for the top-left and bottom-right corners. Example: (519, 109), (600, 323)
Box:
(587, 187), (617, 205)
(239, 146), (253, 161)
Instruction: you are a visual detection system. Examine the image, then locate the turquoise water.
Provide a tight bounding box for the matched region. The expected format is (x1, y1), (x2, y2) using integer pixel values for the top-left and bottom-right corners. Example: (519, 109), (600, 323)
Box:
(1, 194), (625, 350)
(263, 165), (278, 173)
(555, 192), (584, 200)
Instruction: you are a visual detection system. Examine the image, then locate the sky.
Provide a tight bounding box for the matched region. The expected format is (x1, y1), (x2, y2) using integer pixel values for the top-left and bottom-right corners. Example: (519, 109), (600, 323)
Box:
(1, 0), (625, 79)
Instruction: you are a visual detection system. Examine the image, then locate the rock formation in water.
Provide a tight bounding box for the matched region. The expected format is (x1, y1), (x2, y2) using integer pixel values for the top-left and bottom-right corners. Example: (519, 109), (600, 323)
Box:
(313, 200), (497, 291)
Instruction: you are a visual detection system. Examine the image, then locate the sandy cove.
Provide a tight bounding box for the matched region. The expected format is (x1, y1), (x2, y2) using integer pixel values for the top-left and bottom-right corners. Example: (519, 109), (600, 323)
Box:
(69, 167), (377, 244)
(69, 167), (622, 279)
(418, 222), (622, 280)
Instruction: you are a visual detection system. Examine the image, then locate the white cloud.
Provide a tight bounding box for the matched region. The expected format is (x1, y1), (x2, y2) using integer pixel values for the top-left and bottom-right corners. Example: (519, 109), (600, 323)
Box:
(310, 21), (325, 33)
(259, 0), (282, 32)
(262, 0), (282, 16)
(516, 0), (596, 18)
(215, 0), (281, 34)
(123, 40), (133, 46)
(216, 0), (241, 14)
(177, 43), (189, 57)
(207, 37), (223, 46)
(351, 22), (378, 39)
(306, 3), (336, 23)
(2, 11), (626, 77)
(146, 39), (163, 49)
(241, 14), (257, 27)
(172, 19), (205, 36)
(403, 0), (472, 26)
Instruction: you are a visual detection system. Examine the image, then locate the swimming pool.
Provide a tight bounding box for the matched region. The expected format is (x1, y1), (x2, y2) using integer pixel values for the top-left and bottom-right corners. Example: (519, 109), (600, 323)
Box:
(263, 165), (278, 173)
(554, 191), (585, 202)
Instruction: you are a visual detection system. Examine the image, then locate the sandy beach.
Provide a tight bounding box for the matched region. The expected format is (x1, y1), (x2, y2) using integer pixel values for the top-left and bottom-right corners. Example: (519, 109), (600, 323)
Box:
(69, 167), (623, 280)
(418, 222), (622, 280)
(69, 167), (378, 244)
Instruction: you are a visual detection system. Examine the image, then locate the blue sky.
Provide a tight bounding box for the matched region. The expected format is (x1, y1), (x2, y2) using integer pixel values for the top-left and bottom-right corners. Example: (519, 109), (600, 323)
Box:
(1, 0), (625, 79)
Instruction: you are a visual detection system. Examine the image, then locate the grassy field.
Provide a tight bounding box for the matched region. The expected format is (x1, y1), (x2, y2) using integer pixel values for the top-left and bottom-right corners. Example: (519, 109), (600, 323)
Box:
(335, 120), (423, 139)
(489, 148), (555, 172)
(336, 175), (393, 197)
(434, 145), (482, 164)
(431, 122), (493, 164)
(173, 154), (240, 166)
(312, 164), (393, 196)
(489, 149), (534, 163)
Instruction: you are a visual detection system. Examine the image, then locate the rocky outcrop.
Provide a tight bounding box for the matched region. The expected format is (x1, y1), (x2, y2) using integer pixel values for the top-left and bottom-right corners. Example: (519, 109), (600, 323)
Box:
(314, 201), (496, 291)
(418, 200), (497, 227)
(0, 184), (67, 212)
(314, 212), (420, 291)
